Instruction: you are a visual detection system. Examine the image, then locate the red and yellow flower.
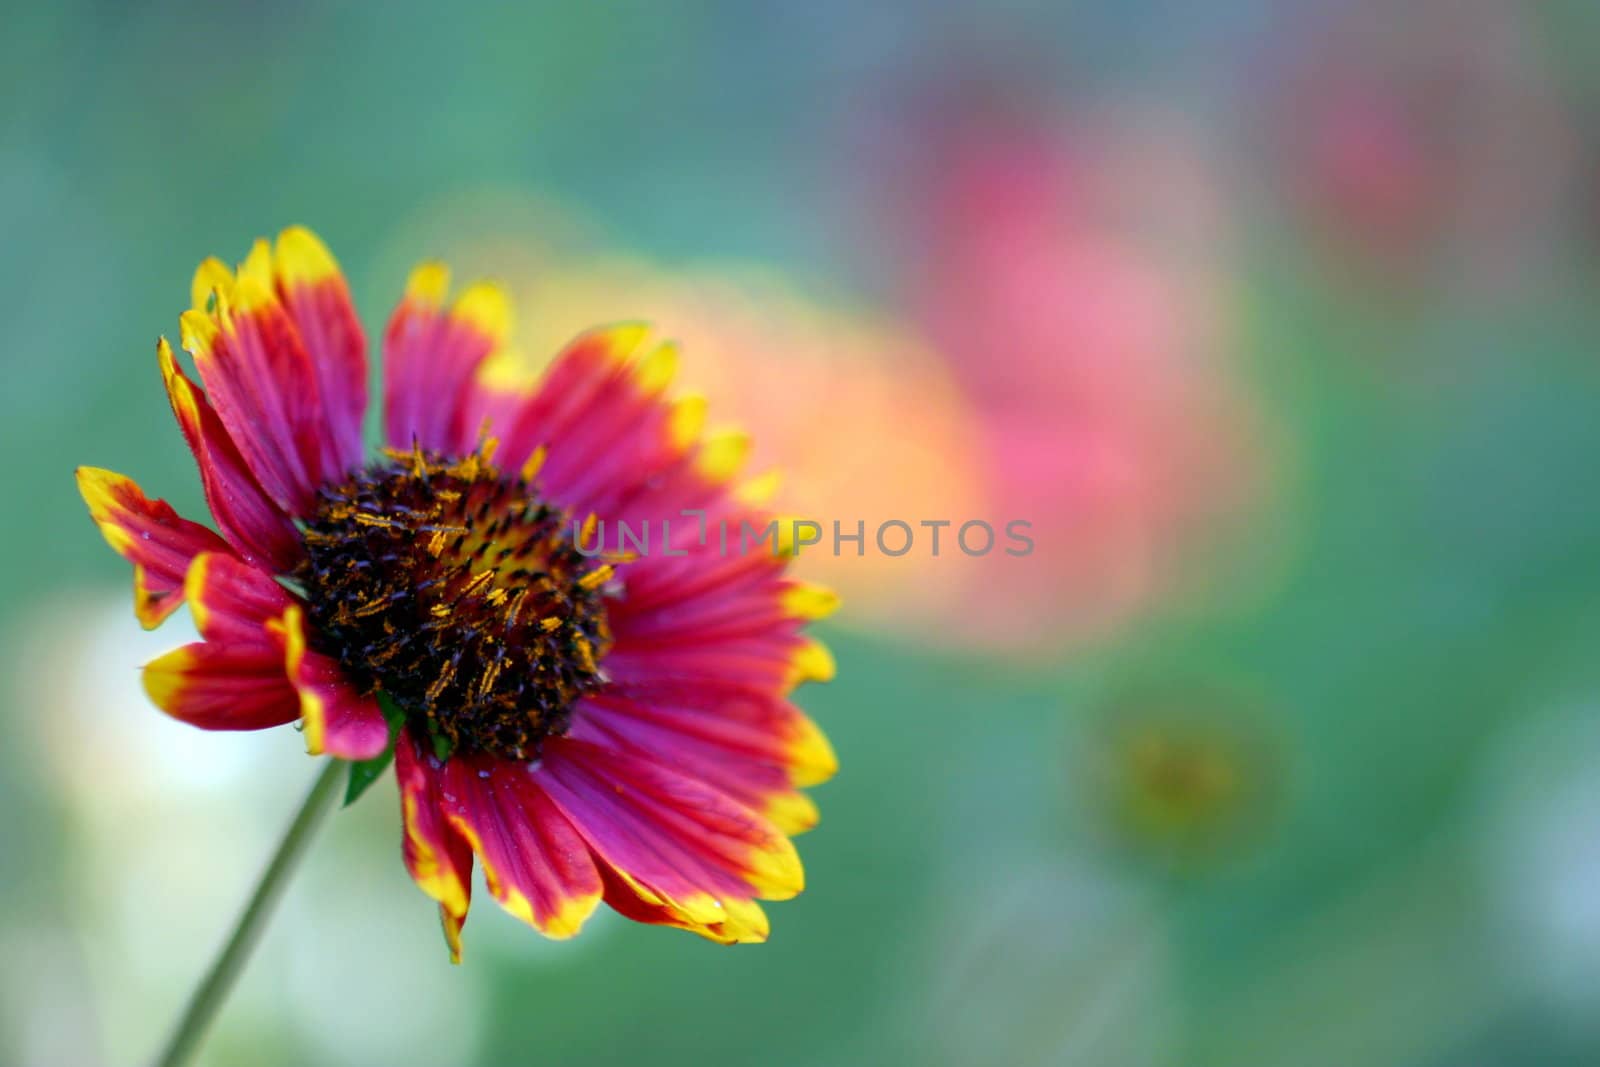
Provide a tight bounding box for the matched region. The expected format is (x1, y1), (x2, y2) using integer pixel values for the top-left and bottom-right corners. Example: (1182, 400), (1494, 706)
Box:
(77, 227), (837, 959)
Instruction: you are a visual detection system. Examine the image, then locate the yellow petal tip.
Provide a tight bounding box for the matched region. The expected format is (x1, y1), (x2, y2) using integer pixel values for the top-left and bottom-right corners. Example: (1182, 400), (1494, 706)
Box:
(141, 646), (198, 714)
(735, 469), (783, 506)
(745, 836), (805, 900)
(669, 395), (708, 451)
(764, 790), (821, 835)
(781, 582), (841, 621)
(787, 638), (836, 688)
(179, 309), (219, 356)
(274, 225), (341, 286)
(236, 238), (274, 292)
(453, 281), (513, 343)
(696, 429), (751, 484)
(406, 262), (451, 307)
(231, 272), (277, 314)
(190, 257), (235, 314)
(634, 341), (679, 394)
(786, 714), (839, 787)
(596, 322), (651, 362)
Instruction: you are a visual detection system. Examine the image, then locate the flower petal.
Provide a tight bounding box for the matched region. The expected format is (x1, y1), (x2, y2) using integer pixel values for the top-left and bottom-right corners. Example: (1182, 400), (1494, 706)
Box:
(183, 241), (336, 516)
(383, 264), (511, 454)
(501, 328), (659, 482)
(278, 605), (389, 759)
(596, 512), (839, 699)
(587, 673), (836, 790)
(482, 324), (650, 469)
(515, 332), (757, 530)
(595, 862), (771, 944)
(184, 550), (293, 645)
(539, 737), (804, 942)
(480, 326), (730, 521)
(142, 641), (299, 731)
(602, 630), (826, 696)
(610, 555), (833, 646)
(76, 467), (231, 628)
(577, 690), (826, 835)
(272, 226), (368, 471)
(438, 752), (603, 940)
(395, 729), (475, 962)
(158, 339), (303, 572)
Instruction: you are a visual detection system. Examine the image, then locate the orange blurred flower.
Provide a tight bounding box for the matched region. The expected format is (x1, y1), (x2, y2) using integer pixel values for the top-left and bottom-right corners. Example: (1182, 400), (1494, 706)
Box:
(399, 203), (993, 638)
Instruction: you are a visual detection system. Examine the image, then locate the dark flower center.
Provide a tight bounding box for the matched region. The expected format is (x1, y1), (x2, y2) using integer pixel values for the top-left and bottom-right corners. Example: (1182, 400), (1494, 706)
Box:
(295, 446), (614, 761)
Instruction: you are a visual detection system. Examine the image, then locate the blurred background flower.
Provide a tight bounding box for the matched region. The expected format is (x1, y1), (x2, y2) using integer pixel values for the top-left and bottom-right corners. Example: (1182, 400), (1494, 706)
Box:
(1072, 679), (1284, 872)
(4, 2), (1600, 1066)
(858, 79), (1268, 651)
(1260, 0), (1573, 301)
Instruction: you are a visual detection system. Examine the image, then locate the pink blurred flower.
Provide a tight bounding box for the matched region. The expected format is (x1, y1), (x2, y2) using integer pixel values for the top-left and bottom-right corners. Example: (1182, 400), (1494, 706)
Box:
(882, 102), (1264, 650)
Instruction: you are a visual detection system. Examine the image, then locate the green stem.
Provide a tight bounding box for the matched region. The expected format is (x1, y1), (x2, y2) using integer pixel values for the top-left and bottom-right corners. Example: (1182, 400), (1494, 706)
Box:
(153, 758), (344, 1067)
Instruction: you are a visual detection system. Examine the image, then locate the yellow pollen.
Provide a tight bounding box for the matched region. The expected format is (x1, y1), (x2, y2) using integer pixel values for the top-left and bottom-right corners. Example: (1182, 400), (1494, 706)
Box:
(477, 657), (506, 700)
(506, 590), (529, 628)
(426, 662), (457, 703)
(520, 445), (548, 483)
(578, 565), (614, 591)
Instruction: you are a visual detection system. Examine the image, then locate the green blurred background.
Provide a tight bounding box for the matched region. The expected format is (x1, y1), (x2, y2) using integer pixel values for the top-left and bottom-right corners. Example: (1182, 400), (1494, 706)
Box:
(6, 2), (1600, 1065)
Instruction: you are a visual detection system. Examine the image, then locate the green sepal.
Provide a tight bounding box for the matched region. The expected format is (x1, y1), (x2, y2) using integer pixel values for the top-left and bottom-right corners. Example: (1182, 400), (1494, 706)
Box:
(430, 729), (455, 763)
(343, 692), (408, 807)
